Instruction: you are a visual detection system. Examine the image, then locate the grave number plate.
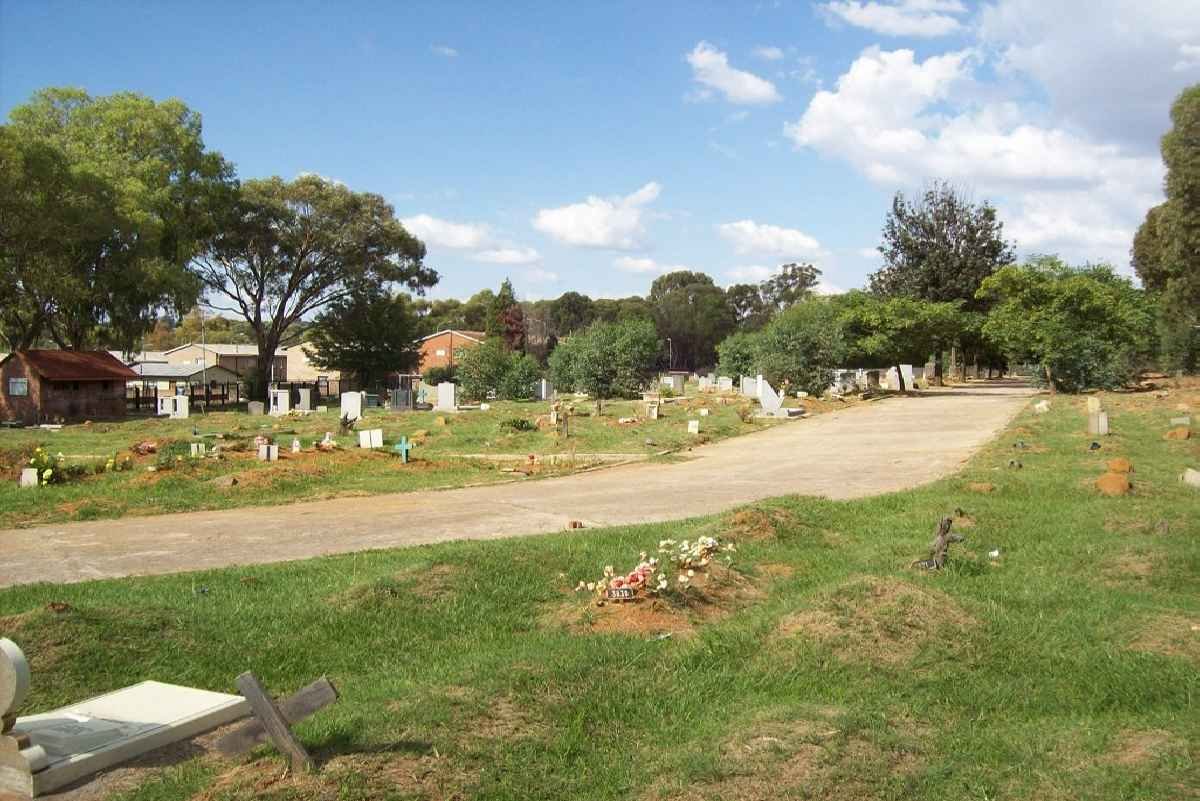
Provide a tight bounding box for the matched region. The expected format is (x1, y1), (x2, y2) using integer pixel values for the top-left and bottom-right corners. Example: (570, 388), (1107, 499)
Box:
(605, 587), (636, 601)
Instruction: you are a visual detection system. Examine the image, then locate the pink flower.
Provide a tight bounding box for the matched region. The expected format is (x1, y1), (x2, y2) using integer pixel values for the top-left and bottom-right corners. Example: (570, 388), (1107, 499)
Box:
(611, 577), (625, 588)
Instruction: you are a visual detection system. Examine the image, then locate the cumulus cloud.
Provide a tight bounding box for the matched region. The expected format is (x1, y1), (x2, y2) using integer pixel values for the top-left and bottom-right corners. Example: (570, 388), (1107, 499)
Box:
(431, 44), (458, 57)
(1176, 44), (1200, 72)
(533, 182), (662, 250)
(686, 41), (782, 105)
(613, 256), (692, 275)
(401, 213), (539, 264)
(820, 0), (967, 37)
(782, 45), (1163, 268)
(753, 45), (785, 61)
(717, 220), (823, 258)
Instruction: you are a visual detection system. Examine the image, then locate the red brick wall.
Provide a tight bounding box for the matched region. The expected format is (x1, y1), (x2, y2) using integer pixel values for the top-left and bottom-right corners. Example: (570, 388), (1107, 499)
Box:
(419, 332), (481, 371)
(0, 357), (39, 424)
(0, 354), (128, 424)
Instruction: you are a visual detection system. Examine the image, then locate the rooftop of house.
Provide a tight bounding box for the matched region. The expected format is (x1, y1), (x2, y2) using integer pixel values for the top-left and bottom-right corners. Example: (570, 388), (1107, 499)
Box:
(108, 350), (168, 364)
(1, 350), (138, 381)
(129, 363), (239, 379)
(163, 343), (287, 357)
(419, 330), (486, 343)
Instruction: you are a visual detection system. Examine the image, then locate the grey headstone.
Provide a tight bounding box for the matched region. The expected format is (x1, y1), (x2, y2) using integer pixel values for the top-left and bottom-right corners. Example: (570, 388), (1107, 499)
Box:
(247, 401), (265, 416)
(296, 388), (313, 411)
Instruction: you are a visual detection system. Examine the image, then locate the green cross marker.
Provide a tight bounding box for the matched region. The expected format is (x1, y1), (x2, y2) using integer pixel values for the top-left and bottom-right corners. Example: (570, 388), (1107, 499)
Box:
(394, 436), (413, 464)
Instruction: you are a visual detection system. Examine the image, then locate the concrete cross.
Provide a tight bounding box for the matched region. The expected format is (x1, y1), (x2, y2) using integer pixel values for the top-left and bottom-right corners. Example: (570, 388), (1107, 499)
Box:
(393, 436), (413, 464)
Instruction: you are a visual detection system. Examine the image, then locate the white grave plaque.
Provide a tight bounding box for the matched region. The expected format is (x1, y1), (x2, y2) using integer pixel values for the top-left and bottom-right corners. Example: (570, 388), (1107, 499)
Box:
(435, 382), (457, 412)
(718, 376), (733, 392)
(358, 429), (384, 449)
(687, 420), (700, 435)
(269, 389), (290, 416)
(296, 388), (313, 411)
(340, 391), (364, 422)
(18, 469), (38, 488)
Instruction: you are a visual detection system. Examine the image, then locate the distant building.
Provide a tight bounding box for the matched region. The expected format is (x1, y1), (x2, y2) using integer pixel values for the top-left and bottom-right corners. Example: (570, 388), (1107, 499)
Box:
(419, 330), (485, 371)
(163, 343), (287, 380)
(0, 350), (136, 424)
(282, 342), (341, 382)
(129, 362), (242, 392)
(108, 350), (168, 366)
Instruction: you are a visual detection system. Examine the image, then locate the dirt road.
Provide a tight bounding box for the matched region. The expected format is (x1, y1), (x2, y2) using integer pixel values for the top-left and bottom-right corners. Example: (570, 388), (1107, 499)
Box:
(0, 383), (1032, 587)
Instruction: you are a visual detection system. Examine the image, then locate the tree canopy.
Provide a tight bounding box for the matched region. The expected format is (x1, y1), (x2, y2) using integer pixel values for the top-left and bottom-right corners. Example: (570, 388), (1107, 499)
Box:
(648, 271), (734, 370)
(305, 290), (423, 386)
(548, 319), (660, 411)
(194, 174), (437, 398)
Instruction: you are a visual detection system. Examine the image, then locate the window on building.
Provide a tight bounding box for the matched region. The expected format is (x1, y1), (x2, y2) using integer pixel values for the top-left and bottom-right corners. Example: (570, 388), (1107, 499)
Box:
(436, 349), (446, 357)
(7, 377), (28, 396)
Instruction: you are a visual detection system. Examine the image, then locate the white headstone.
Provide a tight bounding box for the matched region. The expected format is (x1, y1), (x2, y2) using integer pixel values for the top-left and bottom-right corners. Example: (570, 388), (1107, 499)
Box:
(885, 367), (900, 390)
(1088, 411), (1109, 436)
(1086, 396), (1102, 414)
(687, 419), (700, 435)
(1170, 416), (1190, 427)
(740, 376), (756, 397)
(296, 387), (313, 411)
(718, 376), (733, 392)
(660, 374), (684, 394)
(480, 403), (491, 411)
(358, 430), (371, 449)
(699, 408), (710, 417)
(759, 379), (783, 415)
(13, 681), (250, 796)
(257, 444), (278, 462)
(1, 637), (31, 717)
(698, 377), (712, 391)
(1182, 467), (1200, 489)
(900, 364), (915, 389)
(646, 402), (660, 420)
(189, 443), (206, 458)
(269, 389), (290, 416)
(359, 429), (383, 449)
(537, 379), (554, 401)
(18, 468), (38, 488)
(158, 395), (189, 419)
(340, 391), (363, 422)
(436, 382), (457, 412)
(291, 438), (301, 453)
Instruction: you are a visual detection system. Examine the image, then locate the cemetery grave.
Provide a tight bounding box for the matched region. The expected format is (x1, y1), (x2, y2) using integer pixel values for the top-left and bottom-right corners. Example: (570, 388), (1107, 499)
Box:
(0, 392), (1196, 801)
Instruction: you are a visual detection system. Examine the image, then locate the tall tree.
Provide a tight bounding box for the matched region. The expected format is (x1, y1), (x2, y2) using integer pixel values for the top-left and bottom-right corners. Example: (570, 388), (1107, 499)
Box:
(195, 174), (436, 399)
(869, 181), (1015, 380)
(761, 263), (821, 311)
(648, 271), (735, 370)
(306, 290), (422, 386)
(487, 279), (525, 351)
(834, 292), (967, 391)
(2, 88), (232, 350)
(548, 291), (595, 335)
(726, 283), (772, 330)
(1132, 84), (1200, 371)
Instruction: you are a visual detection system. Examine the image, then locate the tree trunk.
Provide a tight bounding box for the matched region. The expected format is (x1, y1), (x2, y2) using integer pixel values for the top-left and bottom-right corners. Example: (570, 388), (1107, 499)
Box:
(1044, 363), (1055, 394)
(895, 363), (906, 392)
(932, 352), (945, 387)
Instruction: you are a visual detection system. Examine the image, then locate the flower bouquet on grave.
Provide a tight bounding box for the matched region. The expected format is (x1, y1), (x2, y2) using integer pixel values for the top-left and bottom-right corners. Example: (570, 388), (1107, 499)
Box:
(574, 536), (736, 605)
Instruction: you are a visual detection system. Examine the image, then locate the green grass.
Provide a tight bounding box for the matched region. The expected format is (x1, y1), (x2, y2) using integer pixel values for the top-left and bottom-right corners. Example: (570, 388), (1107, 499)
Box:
(0, 394), (774, 529)
(0, 390), (1196, 800)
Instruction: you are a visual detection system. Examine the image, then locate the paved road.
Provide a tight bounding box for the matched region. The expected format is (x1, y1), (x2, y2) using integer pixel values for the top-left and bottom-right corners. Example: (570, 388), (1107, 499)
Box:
(0, 383), (1032, 587)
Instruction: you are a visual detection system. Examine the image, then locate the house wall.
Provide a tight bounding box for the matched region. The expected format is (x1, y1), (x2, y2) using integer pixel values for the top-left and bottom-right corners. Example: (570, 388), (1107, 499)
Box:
(164, 344), (208, 365)
(217, 354), (287, 380)
(0, 357), (39, 424)
(283, 344), (337, 381)
(420, 332), (481, 371)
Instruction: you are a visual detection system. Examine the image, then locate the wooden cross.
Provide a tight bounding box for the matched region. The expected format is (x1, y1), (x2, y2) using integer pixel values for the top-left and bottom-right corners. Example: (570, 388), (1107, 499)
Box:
(233, 672), (315, 773)
(393, 436), (413, 464)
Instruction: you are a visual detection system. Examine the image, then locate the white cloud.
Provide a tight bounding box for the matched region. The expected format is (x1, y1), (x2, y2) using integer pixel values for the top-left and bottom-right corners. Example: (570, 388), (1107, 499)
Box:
(753, 45), (785, 61)
(474, 247), (541, 265)
(613, 256), (691, 275)
(401, 214), (490, 250)
(686, 41), (782, 105)
(533, 182), (662, 250)
(820, 0), (967, 38)
(782, 44), (1164, 268)
(431, 44), (458, 57)
(1176, 44), (1200, 72)
(522, 267), (560, 283)
(717, 220), (823, 258)
(725, 265), (774, 282)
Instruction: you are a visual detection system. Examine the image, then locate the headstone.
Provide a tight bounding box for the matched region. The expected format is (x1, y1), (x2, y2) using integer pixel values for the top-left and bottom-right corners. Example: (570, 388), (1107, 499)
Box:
(1182, 468), (1200, 489)
(316, 405), (328, 413)
(1088, 411), (1109, 436)
(740, 376), (757, 397)
(157, 395), (189, 419)
(18, 469), (38, 489)
(698, 376), (712, 392)
(660, 375), (684, 394)
(296, 388), (313, 411)
(537, 379), (554, 401)
(863, 370), (881, 390)
(480, 403), (490, 411)
(900, 364), (915, 390)
(291, 438), (300, 454)
(435, 382), (457, 413)
(269, 389), (290, 416)
(189, 443), (206, 458)
(393, 436), (413, 464)
(358, 429), (383, 449)
(759, 379), (784, 416)
(646, 402), (660, 420)
(9, 680), (249, 797)
(1086, 396), (1102, 414)
(2, 638), (31, 719)
(257, 444), (278, 462)
(389, 389), (412, 411)
(885, 367), (900, 390)
(1170, 416), (1190, 427)
(687, 419), (700, 435)
(340, 391), (363, 423)
(699, 408), (710, 417)
(718, 376), (733, 392)
(247, 401), (265, 416)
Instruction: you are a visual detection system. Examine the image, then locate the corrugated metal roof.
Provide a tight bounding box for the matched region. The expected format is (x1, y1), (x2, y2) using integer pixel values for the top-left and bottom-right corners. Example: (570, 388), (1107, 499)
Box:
(3, 350), (138, 380)
(129, 363), (240, 379)
(163, 343), (286, 357)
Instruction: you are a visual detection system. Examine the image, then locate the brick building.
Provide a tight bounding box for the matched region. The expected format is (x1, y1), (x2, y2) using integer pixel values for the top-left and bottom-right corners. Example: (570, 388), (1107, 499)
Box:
(418, 330), (485, 371)
(0, 350), (137, 425)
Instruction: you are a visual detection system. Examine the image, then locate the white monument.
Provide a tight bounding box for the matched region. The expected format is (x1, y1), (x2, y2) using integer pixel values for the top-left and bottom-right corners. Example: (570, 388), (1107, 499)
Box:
(900, 364), (915, 390)
(358, 429), (383, 449)
(156, 395), (189, 420)
(759, 379), (784, 416)
(661, 375), (684, 394)
(296, 387), (313, 411)
(537, 379), (554, 401)
(257, 444), (278, 462)
(269, 389), (290, 416)
(718, 376), (734, 392)
(687, 419), (700, 435)
(18, 469), (38, 488)
(340, 391), (364, 423)
(435, 382), (457, 413)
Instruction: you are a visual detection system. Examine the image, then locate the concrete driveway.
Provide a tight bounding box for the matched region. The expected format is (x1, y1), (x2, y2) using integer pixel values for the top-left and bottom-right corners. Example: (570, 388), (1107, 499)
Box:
(0, 383), (1032, 587)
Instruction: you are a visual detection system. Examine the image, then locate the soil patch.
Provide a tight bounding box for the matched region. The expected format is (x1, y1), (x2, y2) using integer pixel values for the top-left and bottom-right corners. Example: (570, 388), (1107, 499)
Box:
(1128, 613), (1200, 663)
(1105, 729), (1182, 767)
(779, 576), (976, 666)
(467, 695), (547, 741)
(967, 482), (996, 493)
(1106, 457), (1134, 473)
(726, 508), (798, 541)
(550, 563), (762, 638)
(1096, 472), (1132, 496)
(1101, 550), (1155, 586)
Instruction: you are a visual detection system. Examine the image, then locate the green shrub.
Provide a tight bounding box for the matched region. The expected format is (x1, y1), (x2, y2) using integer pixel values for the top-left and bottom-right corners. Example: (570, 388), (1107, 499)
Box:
(716, 331), (759, 379)
(500, 353), (543, 401)
(549, 319), (660, 408)
(422, 365), (457, 386)
(755, 299), (847, 395)
(500, 417), (537, 432)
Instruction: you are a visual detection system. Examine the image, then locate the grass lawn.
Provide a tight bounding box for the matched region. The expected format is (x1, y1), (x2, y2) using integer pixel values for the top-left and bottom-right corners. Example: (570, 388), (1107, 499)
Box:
(0, 387), (1196, 800)
(0, 390), (796, 529)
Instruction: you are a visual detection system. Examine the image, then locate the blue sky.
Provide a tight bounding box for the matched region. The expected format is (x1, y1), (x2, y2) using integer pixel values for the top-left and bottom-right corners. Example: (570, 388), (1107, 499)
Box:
(3, 0), (1198, 302)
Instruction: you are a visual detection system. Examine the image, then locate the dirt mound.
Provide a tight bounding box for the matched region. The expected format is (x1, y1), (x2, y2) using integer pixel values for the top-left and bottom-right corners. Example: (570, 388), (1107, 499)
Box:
(551, 563), (762, 638)
(330, 564), (459, 610)
(727, 508), (798, 541)
(1106, 457), (1134, 473)
(666, 707), (923, 801)
(1096, 472), (1132, 496)
(1128, 613), (1200, 663)
(967, 482), (996, 493)
(1163, 427), (1191, 440)
(779, 576), (975, 666)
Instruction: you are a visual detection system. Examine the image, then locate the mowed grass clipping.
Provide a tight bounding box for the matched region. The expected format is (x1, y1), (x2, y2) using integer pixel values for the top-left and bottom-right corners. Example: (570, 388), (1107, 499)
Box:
(0, 392), (786, 529)
(0, 388), (1197, 800)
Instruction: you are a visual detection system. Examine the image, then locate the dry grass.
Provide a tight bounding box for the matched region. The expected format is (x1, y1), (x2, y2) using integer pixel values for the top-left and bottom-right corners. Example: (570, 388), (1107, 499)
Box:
(1128, 613), (1200, 663)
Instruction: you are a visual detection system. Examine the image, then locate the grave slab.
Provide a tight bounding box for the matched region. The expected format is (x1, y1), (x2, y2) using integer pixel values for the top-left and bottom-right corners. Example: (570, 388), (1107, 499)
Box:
(717, 376), (733, 392)
(13, 681), (250, 796)
(339, 392), (363, 423)
(758, 379), (784, 416)
(18, 469), (38, 489)
(246, 401), (264, 416)
(687, 420), (700, 435)
(435, 382), (457, 413)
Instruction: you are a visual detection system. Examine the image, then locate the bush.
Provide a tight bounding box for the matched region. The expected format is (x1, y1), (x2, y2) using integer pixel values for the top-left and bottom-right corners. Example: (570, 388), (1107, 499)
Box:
(500, 353), (542, 401)
(500, 417), (536, 432)
(457, 340), (513, 402)
(754, 300), (847, 395)
(716, 331), (759, 379)
(549, 319), (660, 408)
(422, 365), (457, 386)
